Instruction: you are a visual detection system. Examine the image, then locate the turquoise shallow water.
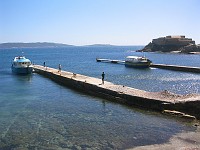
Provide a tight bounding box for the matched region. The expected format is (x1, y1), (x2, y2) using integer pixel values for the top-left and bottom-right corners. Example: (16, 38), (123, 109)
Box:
(0, 46), (199, 149)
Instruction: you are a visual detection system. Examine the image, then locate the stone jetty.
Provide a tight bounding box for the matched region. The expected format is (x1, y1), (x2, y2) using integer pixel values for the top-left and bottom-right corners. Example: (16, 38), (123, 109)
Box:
(96, 58), (200, 73)
(33, 65), (200, 119)
(150, 64), (200, 73)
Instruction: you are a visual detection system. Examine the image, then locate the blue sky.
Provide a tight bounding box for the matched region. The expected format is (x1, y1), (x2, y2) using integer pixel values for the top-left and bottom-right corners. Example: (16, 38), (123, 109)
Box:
(0, 0), (200, 45)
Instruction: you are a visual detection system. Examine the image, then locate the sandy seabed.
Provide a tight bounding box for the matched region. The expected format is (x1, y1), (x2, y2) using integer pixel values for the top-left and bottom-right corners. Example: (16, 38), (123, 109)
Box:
(129, 125), (200, 150)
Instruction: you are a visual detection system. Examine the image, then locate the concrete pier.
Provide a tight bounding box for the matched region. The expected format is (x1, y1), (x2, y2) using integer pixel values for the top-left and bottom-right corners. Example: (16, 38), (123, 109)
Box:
(150, 64), (200, 73)
(96, 58), (200, 73)
(96, 58), (125, 64)
(33, 65), (200, 119)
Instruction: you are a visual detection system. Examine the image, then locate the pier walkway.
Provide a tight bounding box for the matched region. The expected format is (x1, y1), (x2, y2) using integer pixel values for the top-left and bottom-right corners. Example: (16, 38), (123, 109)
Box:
(33, 65), (200, 119)
(150, 64), (200, 73)
(96, 58), (125, 64)
(96, 58), (200, 73)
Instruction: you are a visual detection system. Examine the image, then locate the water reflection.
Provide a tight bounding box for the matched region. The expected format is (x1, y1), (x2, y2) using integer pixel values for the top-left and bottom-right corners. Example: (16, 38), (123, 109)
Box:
(11, 73), (33, 82)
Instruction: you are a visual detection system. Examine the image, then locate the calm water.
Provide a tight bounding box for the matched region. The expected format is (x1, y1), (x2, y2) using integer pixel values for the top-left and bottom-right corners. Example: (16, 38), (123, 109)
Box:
(0, 46), (199, 149)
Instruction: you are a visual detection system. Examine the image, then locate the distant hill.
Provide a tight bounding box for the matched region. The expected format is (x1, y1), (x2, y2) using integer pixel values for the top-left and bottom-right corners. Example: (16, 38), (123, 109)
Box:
(0, 42), (74, 49)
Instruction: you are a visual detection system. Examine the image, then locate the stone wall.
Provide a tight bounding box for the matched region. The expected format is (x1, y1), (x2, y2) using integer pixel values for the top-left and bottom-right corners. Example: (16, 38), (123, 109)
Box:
(139, 35), (199, 53)
(152, 35), (195, 46)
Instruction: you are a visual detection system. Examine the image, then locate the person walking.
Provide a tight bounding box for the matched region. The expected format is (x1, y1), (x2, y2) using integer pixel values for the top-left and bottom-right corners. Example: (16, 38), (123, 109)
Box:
(102, 72), (105, 84)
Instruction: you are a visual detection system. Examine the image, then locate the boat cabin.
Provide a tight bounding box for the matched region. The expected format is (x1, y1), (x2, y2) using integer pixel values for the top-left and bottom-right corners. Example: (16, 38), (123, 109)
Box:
(125, 56), (148, 62)
(12, 56), (32, 67)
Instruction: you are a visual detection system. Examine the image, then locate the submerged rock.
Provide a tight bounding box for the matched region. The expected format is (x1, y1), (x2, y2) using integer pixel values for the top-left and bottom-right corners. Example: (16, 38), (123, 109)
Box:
(162, 110), (196, 120)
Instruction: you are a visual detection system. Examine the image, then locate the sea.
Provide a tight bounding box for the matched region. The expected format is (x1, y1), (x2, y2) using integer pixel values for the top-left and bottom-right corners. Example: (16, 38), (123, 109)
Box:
(0, 46), (200, 149)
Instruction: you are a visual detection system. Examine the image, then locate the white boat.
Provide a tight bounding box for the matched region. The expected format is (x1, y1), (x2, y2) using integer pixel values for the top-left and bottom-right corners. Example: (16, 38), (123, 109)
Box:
(125, 56), (152, 68)
(11, 56), (33, 74)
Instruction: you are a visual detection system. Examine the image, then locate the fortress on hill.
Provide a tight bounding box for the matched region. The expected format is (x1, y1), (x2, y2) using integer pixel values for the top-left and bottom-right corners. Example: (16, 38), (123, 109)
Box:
(152, 35), (195, 46)
(140, 35), (200, 53)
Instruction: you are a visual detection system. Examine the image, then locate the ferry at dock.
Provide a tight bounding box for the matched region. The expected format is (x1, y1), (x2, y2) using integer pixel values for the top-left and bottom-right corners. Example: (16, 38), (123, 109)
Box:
(125, 56), (152, 68)
(11, 56), (33, 74)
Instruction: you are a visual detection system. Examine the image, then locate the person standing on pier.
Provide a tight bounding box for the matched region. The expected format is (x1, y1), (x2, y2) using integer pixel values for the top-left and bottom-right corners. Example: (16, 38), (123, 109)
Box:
(58, 64), (61, 72)
(43, 62), (46, 67)
(102, 72), (105, 84)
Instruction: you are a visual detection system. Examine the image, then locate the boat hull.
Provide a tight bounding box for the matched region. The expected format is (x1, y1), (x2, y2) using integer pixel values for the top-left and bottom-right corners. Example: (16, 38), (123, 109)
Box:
(12, 66), (33, 74)
(125, 61), (151, 68)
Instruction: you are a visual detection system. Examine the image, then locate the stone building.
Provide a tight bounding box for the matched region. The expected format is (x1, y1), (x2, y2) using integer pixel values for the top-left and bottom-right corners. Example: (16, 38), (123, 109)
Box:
(139, 35), (200, 53)
(152, 35), (195, 46)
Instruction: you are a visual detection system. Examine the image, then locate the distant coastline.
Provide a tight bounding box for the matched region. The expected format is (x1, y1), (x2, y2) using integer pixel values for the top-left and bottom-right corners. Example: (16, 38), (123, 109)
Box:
(85, 44), (115, 47)
(0, 42), (142, 49)
(0, 42), (73, 49)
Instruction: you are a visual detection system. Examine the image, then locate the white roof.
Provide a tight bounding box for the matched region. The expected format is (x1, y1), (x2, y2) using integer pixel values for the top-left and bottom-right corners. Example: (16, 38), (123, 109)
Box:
(126, 56), (142, 59)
